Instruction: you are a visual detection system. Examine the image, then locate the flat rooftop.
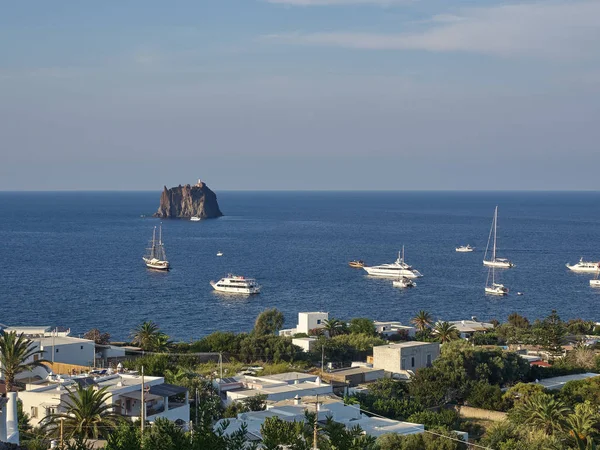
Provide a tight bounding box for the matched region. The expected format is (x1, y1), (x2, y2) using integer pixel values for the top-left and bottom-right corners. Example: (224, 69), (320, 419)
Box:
(329, 367), (384, 376)
(376, 341), (438, 349)
(535, 373), (600, 390)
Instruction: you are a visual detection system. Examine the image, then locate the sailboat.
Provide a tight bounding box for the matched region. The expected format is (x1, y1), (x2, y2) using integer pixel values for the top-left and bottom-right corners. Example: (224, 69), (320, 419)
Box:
(483, 206), (514, 268)
(143, 224), (170, 270)
(485, 265), (509, 295)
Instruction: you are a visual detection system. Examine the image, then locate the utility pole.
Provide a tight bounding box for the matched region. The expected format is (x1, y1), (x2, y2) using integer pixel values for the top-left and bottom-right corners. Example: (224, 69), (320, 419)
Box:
(321, 344), (325, 377)
(195, 387), (199, 430)
(140, 366), (145, 439)
(313, 394), (319, 450)
(52, 328), (56, 365)
(59, 418), (64, 449)
(219, 352), (223, 380)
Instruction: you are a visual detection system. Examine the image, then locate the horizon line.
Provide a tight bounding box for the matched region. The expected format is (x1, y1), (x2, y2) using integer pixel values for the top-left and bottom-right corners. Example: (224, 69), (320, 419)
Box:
(1, 189), (600, 193)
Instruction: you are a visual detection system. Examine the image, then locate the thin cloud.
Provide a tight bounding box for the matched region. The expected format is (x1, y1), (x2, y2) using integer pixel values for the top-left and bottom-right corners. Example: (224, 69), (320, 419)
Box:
(265, 1), (600, 59)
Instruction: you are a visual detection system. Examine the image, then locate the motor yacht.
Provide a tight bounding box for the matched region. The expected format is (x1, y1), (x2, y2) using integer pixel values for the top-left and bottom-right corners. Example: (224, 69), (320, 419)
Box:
(190, 216), (201, 222)
(217, 251), (223, 257)
(210, 275), (260, 294)
(393, 277), (416, 288)
(456, 245), (474, 253)
(566, 258), (600, 273)
(363, 248), (423, 278)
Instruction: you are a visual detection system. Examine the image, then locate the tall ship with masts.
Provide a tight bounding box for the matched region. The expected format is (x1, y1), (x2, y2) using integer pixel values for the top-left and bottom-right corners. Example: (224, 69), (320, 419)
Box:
(483, 206), (514, 268)
(143, 224), (170, 271)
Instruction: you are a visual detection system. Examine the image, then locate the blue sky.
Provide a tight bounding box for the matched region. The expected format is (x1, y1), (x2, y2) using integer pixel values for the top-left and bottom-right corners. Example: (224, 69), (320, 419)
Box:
(1, 0), (599, 190)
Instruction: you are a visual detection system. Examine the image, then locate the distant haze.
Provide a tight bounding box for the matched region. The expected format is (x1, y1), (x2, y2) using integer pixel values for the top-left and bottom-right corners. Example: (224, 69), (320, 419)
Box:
(1, 1), (599, 191)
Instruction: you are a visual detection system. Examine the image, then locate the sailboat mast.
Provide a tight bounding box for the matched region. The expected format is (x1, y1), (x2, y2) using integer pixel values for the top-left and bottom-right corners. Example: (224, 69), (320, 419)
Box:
(492, 206), (498, 262)
(151, 226), (157, 259)
(159, 223), (163, 245)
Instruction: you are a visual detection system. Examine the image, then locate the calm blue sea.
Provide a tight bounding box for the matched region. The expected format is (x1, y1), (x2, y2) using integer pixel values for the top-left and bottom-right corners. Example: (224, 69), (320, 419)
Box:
(1, 191), (599, 341)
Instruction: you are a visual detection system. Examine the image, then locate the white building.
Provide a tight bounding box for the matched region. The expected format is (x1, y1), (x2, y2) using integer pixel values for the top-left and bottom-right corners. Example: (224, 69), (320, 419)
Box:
(18, 372), (189, 428)
(279, 312), (329, 337)
(1, 325), (96, 368)
(448, 320), (495, 339)
(216, 372), (333, 405)
(292, 337), (318, 352)
(373, 321), (416, 338)
(373, 342), (440, 375)
(215, 395), (424, 441)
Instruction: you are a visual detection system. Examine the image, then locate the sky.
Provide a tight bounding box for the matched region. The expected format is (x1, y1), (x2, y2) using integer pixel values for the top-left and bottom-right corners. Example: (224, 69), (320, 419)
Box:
(1, 0), (599, 191)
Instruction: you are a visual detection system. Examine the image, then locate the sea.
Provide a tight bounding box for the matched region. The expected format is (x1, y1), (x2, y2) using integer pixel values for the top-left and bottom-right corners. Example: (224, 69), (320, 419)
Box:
(1, 191), (599, 342)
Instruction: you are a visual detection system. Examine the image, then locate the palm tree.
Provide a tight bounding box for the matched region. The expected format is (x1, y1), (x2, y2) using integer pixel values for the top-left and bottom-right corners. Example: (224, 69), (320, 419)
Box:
(152, 333), (172, 353)
(44, 384), (123, 440)
(516, 393), (571, 435)
(411, 311), (433, 332)
(323, 318), (345, 337)
(130, 321), (162, 351)
(0, 331), (47, 392)
(565, 402), (599, 449)
(432, 321), (459, 344)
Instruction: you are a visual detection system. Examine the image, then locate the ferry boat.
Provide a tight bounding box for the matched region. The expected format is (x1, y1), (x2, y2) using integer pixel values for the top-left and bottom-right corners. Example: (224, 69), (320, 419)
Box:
(393, 277), (416, 288)
(348, 260), (365, 268)
(143, 224), (170, 271)
(566, 258), (600, 273)
(456, 245), (474, 253)
(363, 247), (423, 279)
(210, 275), (260, 294)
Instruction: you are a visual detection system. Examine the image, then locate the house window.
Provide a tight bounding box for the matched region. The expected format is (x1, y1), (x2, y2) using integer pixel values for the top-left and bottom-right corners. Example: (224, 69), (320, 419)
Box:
(81, 346), (84, 350)
(426, 354), (432, 366)
(411, 357), (415, 368)
(47, 407), (56, 415)
(317, 320), (321, 325)
(401, 358), (406, 370)
(31, 407), (38, 418)
(33, 354), (39, 361)
(56, 348), (59, 353)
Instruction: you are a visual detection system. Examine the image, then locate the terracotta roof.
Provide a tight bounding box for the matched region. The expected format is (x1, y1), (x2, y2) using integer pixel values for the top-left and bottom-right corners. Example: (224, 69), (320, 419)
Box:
(530, 361), (552, 368)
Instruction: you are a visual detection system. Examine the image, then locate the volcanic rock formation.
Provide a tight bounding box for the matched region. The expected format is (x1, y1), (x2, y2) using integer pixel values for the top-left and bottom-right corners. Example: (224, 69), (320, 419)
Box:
(153, 180), (223, 219)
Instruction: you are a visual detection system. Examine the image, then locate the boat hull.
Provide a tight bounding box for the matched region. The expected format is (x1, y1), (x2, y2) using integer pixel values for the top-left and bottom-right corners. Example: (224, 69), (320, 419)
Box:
(590, 280), (600, 287)
(566, 264), (600, 273)
(143, 257), (170, 270)
(456, 248), (474, 253)
(393, 280), (416, 288)
(483, 260), (514, 268)
(210, 281), (260, 295)
(363, 267), (422, 278)
(485, 286), (508, 296)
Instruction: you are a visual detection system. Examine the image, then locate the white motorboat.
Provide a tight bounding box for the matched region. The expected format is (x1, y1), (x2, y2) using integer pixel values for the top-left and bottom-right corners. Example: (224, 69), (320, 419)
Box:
(143, 224), (170, 271)
(393, 277), (416, 288)
(483, 206), (514, 268)
(566, 258), (600, 273)
(210, 275), (260, 294)
(363, 247), (423, 278)
(591, 271), (600, 287)
(217, 251), (223, 257)
(190, 216), (201, 222)
(456, 245), (474, 252)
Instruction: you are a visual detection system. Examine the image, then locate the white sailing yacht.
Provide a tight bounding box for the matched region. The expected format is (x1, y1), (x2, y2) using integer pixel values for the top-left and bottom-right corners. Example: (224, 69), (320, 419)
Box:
(483, 206), (514, 268)
(143, 224), (170, 271)
(485, 265), (508, 295)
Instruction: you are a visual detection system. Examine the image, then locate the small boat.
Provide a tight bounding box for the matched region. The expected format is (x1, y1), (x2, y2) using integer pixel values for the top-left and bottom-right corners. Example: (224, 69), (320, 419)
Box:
(143, 224), (170, 271)
(591, 271), (600, 287)
(190, 216), (201, 222)
(567, 258), (600, 273)
(348, 260), (365, 268)
(483, 207), (514, 268)
(456, 245), (474, 252)
(210, 274), (260, 294)
(217, 251), (223, 257)
(393, 277), (416, 288)
(517, 292), (524, 296)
